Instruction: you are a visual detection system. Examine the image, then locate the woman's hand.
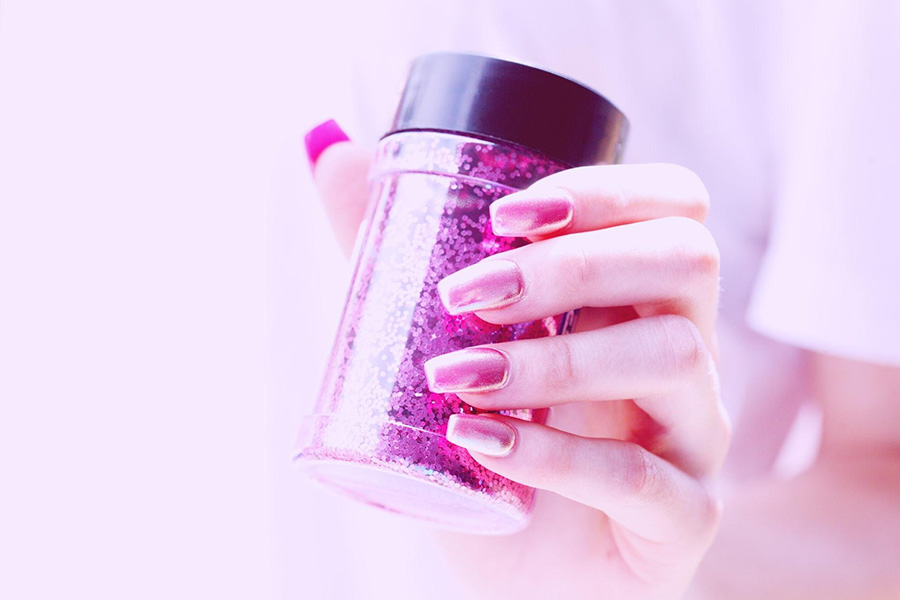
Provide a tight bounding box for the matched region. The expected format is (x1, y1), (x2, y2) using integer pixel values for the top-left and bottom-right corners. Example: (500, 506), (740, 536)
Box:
(309, 126), (729, 599)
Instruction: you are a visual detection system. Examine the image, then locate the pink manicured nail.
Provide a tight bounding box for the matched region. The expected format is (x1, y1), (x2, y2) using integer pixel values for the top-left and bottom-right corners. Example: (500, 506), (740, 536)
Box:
(490, 193), (574, 236)
(303, 119), (350, 171)
(424, 347), (510, 393)
(437, 259), (524, 315)
(446, 414), (517, 457)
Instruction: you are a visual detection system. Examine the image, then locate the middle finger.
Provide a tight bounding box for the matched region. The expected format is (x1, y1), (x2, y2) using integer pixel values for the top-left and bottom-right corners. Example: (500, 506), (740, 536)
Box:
(437, 216), (721, 345)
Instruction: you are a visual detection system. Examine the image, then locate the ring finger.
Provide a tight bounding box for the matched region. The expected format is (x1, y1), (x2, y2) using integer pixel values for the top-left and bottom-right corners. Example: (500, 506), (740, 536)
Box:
(425, 315), (729, 478)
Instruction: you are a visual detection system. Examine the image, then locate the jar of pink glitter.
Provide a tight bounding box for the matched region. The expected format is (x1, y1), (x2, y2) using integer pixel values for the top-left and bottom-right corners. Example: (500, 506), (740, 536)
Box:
(297, 53), (627, 534)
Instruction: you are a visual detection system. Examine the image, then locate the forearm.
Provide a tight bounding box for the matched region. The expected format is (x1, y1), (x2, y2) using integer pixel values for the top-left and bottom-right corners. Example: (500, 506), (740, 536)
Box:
(688, 441), (900, 599)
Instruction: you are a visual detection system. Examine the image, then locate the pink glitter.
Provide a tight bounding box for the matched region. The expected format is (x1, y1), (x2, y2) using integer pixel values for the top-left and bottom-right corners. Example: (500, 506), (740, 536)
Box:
(296, 131), (576, 533)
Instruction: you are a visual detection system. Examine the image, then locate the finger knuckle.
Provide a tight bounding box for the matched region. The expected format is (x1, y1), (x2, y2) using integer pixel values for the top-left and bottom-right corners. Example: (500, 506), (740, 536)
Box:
(699, 490), (725, 539)
(545, 435), (580, 486)
(621, 443), (666, 502)
(654, 314), (709, 378)
(708, 404), (733, 473)
(663, 217), (720, 277)
(546, 337), (580, 388)
(558, 243), (590, 296)
(718, 403), (733, 447)
(659, 163), (710, 217)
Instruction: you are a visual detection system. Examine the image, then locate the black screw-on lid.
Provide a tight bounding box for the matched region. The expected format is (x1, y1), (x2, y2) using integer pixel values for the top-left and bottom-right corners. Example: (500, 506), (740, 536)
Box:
(387, 53), (628, 167)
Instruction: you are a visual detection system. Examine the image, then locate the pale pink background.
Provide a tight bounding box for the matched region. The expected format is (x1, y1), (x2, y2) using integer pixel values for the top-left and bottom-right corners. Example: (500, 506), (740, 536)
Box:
(0, 1), (355, 598)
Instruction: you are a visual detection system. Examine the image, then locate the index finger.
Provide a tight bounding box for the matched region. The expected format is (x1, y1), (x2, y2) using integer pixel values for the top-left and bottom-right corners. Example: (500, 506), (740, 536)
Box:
(489, 163), (709, 238)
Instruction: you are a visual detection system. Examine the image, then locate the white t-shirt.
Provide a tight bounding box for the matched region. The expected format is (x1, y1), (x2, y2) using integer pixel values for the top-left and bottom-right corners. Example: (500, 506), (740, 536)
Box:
(284, 2), (900, 598)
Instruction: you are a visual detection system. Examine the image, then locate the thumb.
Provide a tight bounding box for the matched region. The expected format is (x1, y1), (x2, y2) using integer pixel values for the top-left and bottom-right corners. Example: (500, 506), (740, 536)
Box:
(304, 119), (373, 257)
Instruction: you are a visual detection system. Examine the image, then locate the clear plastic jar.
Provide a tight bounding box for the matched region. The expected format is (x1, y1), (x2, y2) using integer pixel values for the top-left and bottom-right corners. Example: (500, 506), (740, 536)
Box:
(296, 53), (627, 534)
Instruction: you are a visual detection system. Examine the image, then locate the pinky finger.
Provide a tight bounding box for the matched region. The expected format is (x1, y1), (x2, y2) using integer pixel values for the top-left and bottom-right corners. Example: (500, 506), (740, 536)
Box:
(305, 120), (372, 257)
(446, 414), (721, 547)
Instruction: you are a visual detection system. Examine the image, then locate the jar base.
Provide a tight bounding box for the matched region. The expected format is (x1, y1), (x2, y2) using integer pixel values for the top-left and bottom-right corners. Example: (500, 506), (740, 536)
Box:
(296, 415), (530, 535)
(297, 456), (530, 535)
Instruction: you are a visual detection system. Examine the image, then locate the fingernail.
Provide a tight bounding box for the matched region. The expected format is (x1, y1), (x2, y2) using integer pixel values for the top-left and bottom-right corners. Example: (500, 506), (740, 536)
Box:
(437, 259), (524, 315)
(490, 193), (574, 236)
(446, 414), (517, 457)
(303, 119), (350, 171)
(424, 347), (510, 393)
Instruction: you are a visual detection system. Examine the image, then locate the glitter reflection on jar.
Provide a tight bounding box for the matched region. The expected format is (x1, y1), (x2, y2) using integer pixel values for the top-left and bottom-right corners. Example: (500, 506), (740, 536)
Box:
(296, 53), (628, 534)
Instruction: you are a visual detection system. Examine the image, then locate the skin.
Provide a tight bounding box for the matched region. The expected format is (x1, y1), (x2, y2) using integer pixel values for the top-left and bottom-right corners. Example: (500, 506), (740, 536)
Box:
(312, 141), (900, 599)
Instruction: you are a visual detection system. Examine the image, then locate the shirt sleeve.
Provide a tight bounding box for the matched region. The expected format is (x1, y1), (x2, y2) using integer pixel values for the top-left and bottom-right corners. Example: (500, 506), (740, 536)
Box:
(747, 2), (900, 366)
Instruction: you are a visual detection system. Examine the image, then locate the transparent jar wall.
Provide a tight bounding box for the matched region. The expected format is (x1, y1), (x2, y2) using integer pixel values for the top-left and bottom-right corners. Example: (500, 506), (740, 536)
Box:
(296, 131), (576, 534)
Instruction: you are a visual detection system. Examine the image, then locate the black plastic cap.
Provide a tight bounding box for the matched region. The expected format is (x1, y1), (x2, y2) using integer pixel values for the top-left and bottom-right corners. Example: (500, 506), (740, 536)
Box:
(387, 53), (628, 167)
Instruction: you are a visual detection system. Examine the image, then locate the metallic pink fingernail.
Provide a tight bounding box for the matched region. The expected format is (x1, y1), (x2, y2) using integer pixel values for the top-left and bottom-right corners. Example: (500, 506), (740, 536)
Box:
(424, 347), (510, 393)
(437, 259), (524, 315)
(303, 119), (350, 171)
(490, 193), (574, 236)
(446, 414), (517, 457)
